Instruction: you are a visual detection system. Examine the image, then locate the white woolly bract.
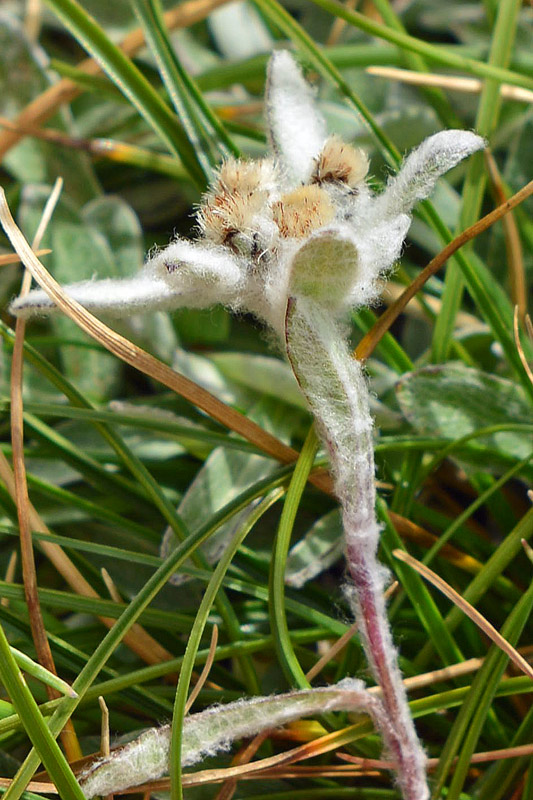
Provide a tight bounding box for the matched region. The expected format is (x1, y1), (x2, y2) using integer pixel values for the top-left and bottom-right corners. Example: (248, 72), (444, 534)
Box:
(377, 129), (485, 216)
(288, 226), (360, 310)
(149, 238), (244, 299)
(10, 54), (483, 335)
(266, 50), (326, 184)
(8, 271), (180, 318)
(79, 679), (383, 799)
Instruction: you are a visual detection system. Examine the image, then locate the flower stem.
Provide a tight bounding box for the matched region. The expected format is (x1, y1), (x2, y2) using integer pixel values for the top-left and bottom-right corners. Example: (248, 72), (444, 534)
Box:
(284, 296), (428, 800)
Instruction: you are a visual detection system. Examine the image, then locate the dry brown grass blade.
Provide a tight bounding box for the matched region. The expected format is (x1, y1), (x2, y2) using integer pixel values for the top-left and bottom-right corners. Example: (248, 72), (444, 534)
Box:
(355, 178), (533, 361)
(514, 307), (533, 386)
(120, 737), (533, 792)
(0, 116), (92, 149)
(213, 729), (272, 800)
(0, 451), (175, 666)
(366, 66), (533, 103)
(185, 625), (219, 714)
(398, 657), (483, 691)
(98, 696), (110, 758)
(166, 732), (367, 788)
(0, 0), (233, 161)
(393, 549), (533, 680)
(101, 568), (174, 665)
(485, 151), (527, 321)
(0, 249), (50, 266)
(9, 178), (82, 760)
(23, 744), (533, 795)
(340, 741), (533, 771)
(0, 778), (57, 793)
(388, 511), (484, 575)
(1, 551), (17, 608)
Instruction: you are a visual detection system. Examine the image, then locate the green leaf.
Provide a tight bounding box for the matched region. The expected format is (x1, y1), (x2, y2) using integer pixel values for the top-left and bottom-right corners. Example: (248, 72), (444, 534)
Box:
(211, 352), (308, 410)
(285, 508), (343, 588)
(396, 363), (532, 472)
(0, 14), (99, 203)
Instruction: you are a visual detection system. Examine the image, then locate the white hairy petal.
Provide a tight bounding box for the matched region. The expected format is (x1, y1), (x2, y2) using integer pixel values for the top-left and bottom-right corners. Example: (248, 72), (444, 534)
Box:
(79, 679), (386, 799)
(10, 239), (244, 319)
(288, 225), (360, 310)
(344, 211), (411, 303)
(379, 129), (485, 216)
(150, 238), (245, 308)
(8, 271), (180, 319)
(266, 50), (327, 183)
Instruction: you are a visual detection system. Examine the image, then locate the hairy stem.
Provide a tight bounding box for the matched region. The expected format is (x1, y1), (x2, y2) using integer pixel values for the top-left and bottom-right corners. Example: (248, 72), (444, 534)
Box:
(285, 297), (427, 800)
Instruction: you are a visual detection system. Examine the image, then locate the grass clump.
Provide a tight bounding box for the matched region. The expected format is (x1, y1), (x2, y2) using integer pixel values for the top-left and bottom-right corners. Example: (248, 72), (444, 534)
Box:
(0, 1), (532, 799)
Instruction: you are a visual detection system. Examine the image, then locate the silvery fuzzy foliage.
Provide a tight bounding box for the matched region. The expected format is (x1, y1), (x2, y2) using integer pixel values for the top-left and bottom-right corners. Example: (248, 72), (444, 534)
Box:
(10, 50), (484, 335)
(9, 50), (484, 800)
(79, 679), (385, 798)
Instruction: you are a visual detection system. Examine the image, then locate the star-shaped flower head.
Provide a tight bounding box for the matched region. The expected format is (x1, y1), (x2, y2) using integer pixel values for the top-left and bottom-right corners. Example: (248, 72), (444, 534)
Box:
(10, 51), (485, 334)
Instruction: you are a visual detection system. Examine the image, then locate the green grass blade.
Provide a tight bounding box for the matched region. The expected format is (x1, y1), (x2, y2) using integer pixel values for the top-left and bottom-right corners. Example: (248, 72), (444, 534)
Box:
(305, 0), (533, 92)
(2, 467), (294, 800)
(431, 570), (533, 798)
(43, 0), (206, 186)
(170, 489), (283, 800)
(0, 623), (86, 800)
(418, 507), (533, 667)
(370, 0), (461, 128)
(129, 0), (213, 182)
(421, 451), (533, 565)
(10, 647), (77, 698)
(132, 0), (239, 165)
(0, 400), (259, 454)
(1, 323), (191, 543)
(378, 500), (463, 666)
(475, 703), (533, 800)
(432, 0), (522, 361)
(352, 307), (413, 373)
(270, 426), (319, 690)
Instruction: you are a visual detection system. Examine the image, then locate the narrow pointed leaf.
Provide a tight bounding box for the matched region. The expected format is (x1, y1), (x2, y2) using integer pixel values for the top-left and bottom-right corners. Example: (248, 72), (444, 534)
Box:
(80, 679), (383, 799)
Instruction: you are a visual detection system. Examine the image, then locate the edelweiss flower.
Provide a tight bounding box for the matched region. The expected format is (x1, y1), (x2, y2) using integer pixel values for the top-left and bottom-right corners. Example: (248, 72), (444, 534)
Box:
(9, 50), (485, 800)
(10, 50), (484, 336)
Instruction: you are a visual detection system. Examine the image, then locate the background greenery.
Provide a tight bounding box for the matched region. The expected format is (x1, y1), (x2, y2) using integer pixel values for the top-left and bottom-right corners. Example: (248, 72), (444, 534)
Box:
(0, 0), (532, 798)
